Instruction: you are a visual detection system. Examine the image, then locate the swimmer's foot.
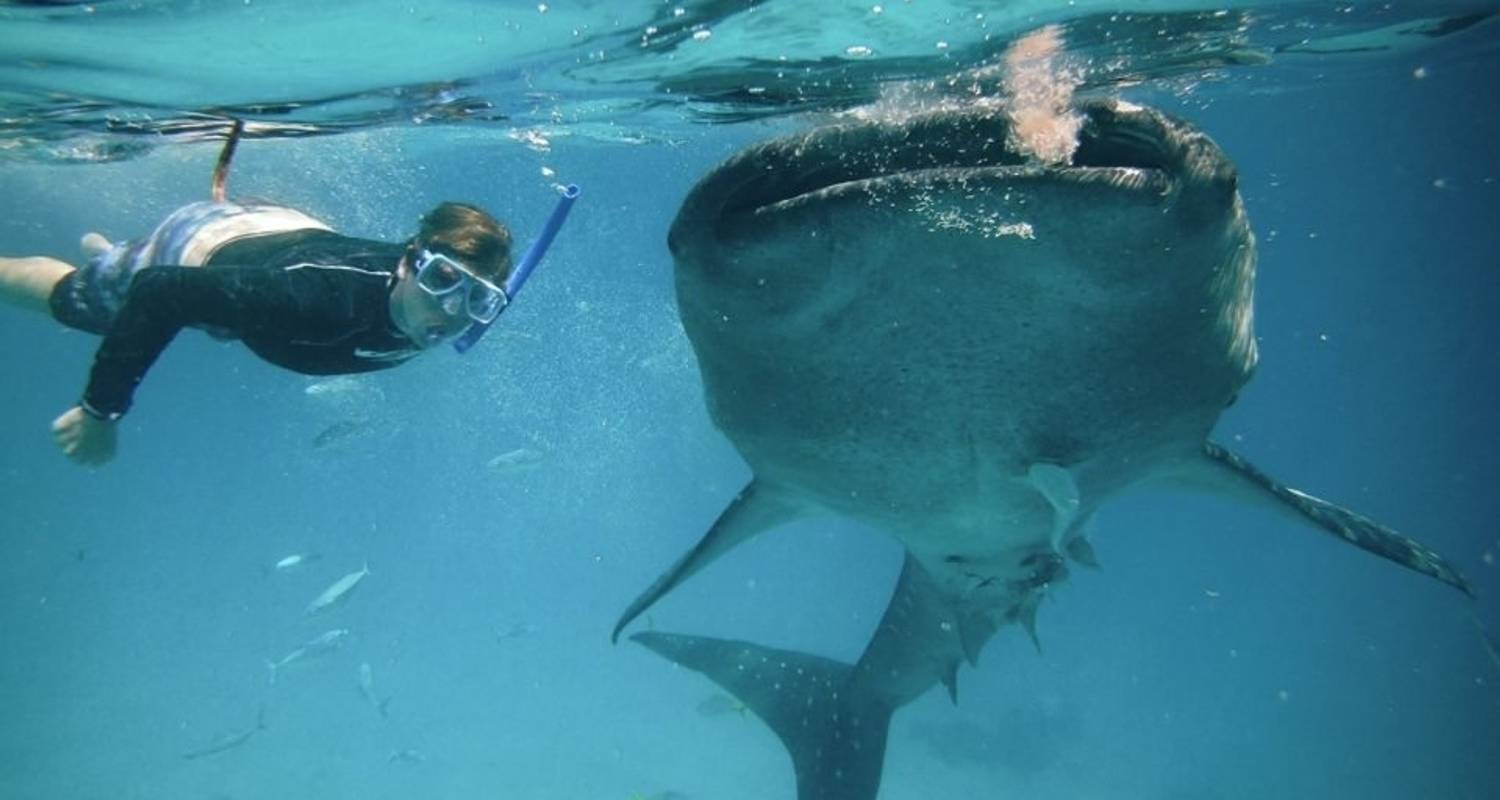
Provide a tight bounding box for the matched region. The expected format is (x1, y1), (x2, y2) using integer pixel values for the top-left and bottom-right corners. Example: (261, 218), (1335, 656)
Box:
(80, 232), (111, 259)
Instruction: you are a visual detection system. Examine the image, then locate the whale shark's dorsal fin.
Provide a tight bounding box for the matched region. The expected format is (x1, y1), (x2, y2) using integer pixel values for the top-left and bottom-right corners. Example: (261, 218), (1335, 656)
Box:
(1182, 442), (1472, 596)
(612, 479), (809, 642)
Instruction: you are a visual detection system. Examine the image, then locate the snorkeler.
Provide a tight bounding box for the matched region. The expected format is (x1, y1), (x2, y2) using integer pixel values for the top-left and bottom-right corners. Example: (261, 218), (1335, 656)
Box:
(0, 122), (575, 467)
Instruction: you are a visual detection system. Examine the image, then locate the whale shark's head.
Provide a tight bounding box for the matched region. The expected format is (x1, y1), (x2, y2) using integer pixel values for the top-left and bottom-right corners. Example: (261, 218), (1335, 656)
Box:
(666, 99), (1258, 520)
(671, 98), (1247, 295)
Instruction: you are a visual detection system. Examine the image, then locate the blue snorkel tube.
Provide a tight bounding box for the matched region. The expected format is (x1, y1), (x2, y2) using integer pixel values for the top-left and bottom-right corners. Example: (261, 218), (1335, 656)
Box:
(453, 183), (581, 354)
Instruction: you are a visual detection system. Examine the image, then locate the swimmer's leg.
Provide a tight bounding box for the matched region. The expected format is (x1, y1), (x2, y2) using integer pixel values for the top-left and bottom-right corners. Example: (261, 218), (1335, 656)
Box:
(0, 255), (75, 314)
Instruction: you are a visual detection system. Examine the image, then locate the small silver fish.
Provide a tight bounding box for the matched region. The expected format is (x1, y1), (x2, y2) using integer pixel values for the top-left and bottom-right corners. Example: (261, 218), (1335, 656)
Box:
(266, 628), (350, 685)
(306, 563), (370, 615)
(269, 552), (321, 573)
(1472, 612), (1500, 672)
(304, 376), (362, 396)
(181, 706), (267, 760)
(486, 447), (545, 474)
(312, 419), (375, 449)
(493, 622), (540, 643)
(388, 748), (426, 765)
(357, 662), (392, 719)
(358, 662), (375, 699)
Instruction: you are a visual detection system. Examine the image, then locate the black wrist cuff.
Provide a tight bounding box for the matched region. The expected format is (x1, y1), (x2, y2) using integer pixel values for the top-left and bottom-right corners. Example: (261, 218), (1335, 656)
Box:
(79, 400), (122, 422)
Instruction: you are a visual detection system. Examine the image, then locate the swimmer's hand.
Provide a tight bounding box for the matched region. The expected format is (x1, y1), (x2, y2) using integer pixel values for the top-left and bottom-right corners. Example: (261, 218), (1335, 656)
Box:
(52, 406), (116, 466)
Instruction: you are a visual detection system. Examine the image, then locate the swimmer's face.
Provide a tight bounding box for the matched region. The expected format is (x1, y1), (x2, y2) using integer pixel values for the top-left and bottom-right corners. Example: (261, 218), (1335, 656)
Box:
(389, 255), (474, 348)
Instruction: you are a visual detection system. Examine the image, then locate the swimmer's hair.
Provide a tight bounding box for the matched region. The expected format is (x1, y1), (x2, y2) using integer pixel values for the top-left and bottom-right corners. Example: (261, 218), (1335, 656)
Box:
(415, 202), (513, 281)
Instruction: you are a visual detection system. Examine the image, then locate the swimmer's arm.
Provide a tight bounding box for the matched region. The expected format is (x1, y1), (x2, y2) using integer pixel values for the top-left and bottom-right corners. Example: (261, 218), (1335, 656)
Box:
(81, 265), (346, 419)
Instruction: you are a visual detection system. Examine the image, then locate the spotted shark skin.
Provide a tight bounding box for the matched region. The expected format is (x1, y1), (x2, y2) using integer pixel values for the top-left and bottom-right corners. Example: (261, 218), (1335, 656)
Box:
(615, 99), (1472, 800)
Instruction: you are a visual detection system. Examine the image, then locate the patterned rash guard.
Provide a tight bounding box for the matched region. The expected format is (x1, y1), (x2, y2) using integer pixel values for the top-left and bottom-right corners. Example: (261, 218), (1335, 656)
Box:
(52, 229), (422, 420)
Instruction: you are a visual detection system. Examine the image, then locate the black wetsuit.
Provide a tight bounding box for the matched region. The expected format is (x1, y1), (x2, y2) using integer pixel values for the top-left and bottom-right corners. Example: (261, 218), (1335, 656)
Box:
(49, 229), (421, 421)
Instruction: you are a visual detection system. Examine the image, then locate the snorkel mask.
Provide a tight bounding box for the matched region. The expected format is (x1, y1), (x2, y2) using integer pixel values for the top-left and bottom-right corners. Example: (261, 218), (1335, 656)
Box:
(452, 183), (580, 353)
(412, 248), (509, 324)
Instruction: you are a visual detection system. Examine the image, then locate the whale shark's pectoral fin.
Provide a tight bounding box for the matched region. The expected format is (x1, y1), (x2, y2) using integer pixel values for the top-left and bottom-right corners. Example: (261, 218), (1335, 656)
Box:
(612, 479), (806, 643)
(1182, 442), (1472, 596)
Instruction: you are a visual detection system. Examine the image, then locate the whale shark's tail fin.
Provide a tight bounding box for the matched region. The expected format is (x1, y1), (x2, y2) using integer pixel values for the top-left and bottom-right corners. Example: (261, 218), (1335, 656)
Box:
(633, 631), (893, 800)
(630, 556), (994, 800)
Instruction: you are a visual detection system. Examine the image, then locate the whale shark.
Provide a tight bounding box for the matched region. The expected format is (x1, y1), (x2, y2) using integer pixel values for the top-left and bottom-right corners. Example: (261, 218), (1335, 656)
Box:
(614, 98), (1471, 800)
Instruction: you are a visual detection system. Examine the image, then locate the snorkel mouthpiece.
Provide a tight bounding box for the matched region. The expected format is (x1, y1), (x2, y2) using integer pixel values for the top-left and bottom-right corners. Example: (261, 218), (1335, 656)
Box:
(453, 183), (580, 353)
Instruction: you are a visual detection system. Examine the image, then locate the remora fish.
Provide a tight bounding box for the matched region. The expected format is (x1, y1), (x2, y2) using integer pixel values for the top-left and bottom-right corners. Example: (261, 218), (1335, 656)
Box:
(266, 628), (350, 685)
(306, 562), (370, 615)
(613, 99), (1473, 800)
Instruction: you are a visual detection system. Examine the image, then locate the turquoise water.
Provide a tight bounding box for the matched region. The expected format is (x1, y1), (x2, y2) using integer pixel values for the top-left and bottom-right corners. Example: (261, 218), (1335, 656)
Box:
(1, 2), (1497, 799)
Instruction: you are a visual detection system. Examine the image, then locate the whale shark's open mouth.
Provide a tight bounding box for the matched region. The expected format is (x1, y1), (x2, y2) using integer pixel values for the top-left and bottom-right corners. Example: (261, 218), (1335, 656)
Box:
(671, 98), (1233, 250)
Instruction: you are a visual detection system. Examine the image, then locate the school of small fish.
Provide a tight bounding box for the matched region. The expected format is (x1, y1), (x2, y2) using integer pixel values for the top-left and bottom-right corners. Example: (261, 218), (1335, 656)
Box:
(181, 440), (558, 767)
(181, 554), (398, 761)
